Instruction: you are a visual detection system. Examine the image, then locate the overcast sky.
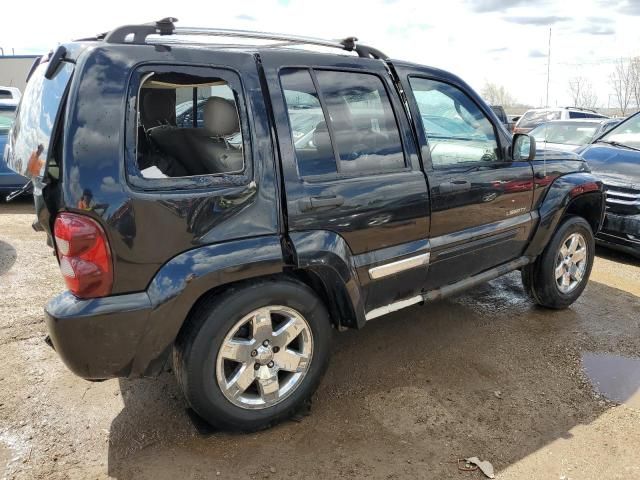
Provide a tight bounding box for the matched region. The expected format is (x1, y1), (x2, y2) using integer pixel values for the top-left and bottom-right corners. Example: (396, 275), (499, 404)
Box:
(2, 0), (639, 107)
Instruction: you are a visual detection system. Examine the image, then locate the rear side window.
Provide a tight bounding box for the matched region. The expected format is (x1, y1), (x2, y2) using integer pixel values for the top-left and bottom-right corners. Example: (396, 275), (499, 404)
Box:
(4, 61), (73, 179)
(569, 111), (586, 119)
(131, 66), (246, 183)
(280, 68), (405, 177)
(315, 70), (405, 174)
(280, 69), (335, 177)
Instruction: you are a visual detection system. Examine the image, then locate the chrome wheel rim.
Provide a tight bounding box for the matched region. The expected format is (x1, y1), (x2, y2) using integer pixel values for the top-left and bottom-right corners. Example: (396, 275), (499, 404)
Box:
(215, 306), (313, 410)
(555, 232), (588, 294)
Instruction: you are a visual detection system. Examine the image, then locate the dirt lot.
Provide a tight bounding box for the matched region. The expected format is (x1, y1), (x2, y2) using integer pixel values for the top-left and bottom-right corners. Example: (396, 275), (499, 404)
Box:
(1, 198), (639, 480)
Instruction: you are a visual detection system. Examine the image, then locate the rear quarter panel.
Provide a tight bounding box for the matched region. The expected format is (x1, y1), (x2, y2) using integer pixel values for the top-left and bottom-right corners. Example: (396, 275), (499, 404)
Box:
(59, 45), (280, 293)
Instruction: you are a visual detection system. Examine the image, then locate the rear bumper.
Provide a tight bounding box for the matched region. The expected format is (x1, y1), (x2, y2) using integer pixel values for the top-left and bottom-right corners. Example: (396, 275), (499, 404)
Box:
(595, 212), (640, 258)
(45, 291), (168, 380)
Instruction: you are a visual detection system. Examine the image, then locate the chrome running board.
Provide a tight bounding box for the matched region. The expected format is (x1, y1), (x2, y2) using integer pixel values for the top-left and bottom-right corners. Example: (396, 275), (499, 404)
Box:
(365, 256), (532, 321)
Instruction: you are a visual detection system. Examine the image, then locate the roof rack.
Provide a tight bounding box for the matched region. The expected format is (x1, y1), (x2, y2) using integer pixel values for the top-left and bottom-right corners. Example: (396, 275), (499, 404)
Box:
(101, 17), (388, 60)
(563, 106), (598, 113)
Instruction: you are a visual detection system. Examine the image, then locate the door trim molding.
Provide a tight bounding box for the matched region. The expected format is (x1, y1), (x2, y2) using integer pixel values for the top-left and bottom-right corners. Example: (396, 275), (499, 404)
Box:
(365, 295), (423, 321)
(368, 252), (430, 280)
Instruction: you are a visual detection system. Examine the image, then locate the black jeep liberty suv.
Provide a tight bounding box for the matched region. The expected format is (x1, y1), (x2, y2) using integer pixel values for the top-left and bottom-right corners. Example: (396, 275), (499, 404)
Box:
(6, 18), (605, 431)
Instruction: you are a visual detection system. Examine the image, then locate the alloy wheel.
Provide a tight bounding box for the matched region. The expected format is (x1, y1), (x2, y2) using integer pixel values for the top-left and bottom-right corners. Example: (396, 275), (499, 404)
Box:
(215, 306), (313, 409)
(554, 232), (588, 294)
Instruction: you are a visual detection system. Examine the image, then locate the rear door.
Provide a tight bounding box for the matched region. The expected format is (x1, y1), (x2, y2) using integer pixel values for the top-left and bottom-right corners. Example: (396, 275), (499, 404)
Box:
(395, 64), (536, 289)
(261, 51), (430, 312)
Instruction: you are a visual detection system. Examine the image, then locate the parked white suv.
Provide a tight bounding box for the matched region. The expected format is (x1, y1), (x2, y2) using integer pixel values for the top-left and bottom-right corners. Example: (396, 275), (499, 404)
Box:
(514, 107), (608, 134)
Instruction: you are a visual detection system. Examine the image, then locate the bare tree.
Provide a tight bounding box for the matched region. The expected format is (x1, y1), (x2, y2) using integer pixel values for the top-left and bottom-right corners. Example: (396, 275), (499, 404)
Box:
(567, 77), (584, 107)
(481, 82), (516, 107)
(568, 77), (599, 110)
(610, 58), (634, 115)
(631, 56), (640, 109)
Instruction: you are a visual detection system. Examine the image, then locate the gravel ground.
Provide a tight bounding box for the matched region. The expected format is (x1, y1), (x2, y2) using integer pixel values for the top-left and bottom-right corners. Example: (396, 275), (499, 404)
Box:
(1, 198), (639, 480)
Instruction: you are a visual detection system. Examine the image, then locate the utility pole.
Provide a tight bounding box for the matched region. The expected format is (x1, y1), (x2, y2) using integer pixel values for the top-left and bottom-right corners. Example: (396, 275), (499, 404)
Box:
(545, 27), (551, 108)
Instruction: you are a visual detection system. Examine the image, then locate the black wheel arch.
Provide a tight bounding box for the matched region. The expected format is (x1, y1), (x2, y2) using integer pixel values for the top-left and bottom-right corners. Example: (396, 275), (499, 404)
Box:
(525, 172), (605, 258)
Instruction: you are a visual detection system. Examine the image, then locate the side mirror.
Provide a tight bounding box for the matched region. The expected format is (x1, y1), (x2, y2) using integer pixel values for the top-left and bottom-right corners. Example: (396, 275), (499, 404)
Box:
(512, 133), (536, 161)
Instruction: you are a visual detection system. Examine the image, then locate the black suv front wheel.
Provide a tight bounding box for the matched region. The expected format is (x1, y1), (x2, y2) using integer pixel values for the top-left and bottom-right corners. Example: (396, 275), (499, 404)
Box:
(522, 216), (595, 309)
(173, 278), (332, 431)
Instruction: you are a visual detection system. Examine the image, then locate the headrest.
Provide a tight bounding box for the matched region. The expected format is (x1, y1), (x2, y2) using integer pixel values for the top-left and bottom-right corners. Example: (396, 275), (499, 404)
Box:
(203, 97), (240, 137)
(313, 121), (333, 156)
(140, 88), (176, 129)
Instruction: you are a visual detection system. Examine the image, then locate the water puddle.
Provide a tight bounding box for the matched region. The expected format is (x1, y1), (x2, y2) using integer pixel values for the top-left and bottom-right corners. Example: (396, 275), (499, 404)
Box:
(582, 353), (640, 407)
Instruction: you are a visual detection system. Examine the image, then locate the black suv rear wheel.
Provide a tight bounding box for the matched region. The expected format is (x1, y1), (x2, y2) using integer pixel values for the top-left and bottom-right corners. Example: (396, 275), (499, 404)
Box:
(173, 278), (332, 431)
(522, 216), (595, 309)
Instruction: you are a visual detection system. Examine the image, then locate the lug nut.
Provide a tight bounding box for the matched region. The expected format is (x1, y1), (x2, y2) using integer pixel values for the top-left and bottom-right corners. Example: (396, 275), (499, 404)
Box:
(254, 363), (260, 370)
(267, 361), (275, 368)
(273, 346), (280, 353)
(250, 350), (257, 357)
(262, 340), (270, 347)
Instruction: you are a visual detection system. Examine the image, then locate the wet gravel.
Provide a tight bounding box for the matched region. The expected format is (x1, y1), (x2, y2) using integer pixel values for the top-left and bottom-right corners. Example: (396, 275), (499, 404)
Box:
(1, 198), (639, 480)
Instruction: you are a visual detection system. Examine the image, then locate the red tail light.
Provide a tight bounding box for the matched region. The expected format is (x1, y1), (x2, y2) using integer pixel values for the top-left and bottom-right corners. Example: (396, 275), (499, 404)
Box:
(53, 213), (113, 298)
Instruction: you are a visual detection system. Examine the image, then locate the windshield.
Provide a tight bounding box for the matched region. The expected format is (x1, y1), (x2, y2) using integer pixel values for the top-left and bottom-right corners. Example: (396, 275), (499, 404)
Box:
(4, 60), (74, 178)
(530, 122), (599, 146)
(518, 110), (561, 128)
(600, 113), (640, 149)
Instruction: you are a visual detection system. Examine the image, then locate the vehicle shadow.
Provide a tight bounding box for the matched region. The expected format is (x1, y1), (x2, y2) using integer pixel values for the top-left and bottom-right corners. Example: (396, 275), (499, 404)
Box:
(596, 245), (640, 266)
(106, 273), (640, 479)
(0, 239), (17, 276)
(0, 196), (34, 215)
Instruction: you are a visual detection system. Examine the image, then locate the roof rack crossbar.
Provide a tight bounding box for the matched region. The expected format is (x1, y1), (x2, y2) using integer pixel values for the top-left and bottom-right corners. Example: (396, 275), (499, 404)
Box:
(563, 106), (598, 113)
(102, 18), (388, 60)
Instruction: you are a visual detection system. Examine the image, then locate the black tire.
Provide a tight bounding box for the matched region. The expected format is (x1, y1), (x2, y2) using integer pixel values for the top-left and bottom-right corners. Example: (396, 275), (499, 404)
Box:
(173, 278), (332, 431)
(522, 216), (595, 309)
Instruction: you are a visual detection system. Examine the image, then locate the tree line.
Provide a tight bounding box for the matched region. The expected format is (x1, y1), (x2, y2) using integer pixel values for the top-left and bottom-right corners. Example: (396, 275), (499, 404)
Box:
(482, 57), (640, 116)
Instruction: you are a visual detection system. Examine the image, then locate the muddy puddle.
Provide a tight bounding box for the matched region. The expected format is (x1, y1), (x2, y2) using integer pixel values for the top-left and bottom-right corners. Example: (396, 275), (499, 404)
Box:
(582, 353), (640, 407)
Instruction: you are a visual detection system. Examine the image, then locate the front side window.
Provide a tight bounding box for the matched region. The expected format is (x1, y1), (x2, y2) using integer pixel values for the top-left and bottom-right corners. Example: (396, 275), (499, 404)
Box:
(135, 69), (244, 180)
(280, 68), (405, 177)
(409, 77), (499, 167)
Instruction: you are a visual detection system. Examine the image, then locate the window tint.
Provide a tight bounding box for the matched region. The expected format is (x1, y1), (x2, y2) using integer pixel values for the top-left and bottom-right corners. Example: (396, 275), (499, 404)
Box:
(409, 77), (499, 167)
(136, 70), (244, 179)
(315, 70), (405, 174)
(280, 69), (336, 177)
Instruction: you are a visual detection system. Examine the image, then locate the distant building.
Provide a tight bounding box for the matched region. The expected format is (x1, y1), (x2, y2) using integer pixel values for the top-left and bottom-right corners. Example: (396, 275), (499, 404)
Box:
(0, 55), (40, 93)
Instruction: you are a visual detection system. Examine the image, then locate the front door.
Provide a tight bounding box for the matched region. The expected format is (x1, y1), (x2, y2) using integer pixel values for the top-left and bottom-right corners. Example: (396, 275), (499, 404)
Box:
(261, 51), (430, 312)
(396, 67), (536, 289)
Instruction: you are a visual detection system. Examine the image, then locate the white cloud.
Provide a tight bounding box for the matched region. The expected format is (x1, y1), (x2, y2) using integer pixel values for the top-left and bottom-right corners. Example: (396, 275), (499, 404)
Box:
(1, 0), (639, 107)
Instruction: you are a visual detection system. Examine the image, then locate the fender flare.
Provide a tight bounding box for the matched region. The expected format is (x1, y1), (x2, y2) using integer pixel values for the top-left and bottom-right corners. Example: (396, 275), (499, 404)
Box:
(130, 235), (286, 375)
(288, 230), (366, 329)
(525, 172), (605, 257)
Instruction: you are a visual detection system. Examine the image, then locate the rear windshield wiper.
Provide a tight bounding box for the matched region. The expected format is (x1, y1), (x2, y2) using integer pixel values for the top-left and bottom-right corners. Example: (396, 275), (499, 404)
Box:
(595, 139), (640, 151)
(6, 179), (33, 202)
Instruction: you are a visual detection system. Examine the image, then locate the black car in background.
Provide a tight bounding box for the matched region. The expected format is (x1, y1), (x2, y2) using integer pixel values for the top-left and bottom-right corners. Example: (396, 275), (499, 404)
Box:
(579, 112), (640, 257)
